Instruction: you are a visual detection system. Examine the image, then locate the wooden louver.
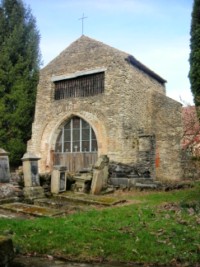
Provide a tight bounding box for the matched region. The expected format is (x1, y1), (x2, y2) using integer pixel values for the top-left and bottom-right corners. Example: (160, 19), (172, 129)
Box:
(54, 72), (105, 100)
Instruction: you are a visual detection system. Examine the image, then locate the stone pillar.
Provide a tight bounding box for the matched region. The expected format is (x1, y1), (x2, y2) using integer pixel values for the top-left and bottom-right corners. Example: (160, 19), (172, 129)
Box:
(0, 148), (10, 183)
(22, 152), (44, 200)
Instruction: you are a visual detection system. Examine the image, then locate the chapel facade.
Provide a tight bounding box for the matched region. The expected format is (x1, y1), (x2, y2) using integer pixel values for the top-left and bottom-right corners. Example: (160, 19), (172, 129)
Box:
(28, 35), (183, 181)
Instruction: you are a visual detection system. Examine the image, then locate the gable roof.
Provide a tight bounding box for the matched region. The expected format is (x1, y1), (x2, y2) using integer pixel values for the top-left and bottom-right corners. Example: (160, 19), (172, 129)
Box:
(45, 35), (166, 85)
(126, 55), (166, 85)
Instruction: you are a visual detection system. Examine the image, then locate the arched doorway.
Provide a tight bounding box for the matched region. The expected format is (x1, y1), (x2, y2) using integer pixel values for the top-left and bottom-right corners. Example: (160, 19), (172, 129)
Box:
(53, 116), (98, 172)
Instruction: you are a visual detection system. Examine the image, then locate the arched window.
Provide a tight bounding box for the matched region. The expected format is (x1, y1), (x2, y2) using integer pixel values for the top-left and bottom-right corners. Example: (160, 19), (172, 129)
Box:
(55, 116), (98, 153)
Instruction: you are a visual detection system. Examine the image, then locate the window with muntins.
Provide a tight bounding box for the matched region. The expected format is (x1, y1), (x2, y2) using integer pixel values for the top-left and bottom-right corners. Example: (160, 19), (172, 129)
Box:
(55, 117), (98, 153)
(54, 72), (104, 100)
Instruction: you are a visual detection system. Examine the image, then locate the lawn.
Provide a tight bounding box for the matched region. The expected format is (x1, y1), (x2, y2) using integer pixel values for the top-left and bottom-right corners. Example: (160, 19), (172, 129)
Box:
(0, 181), (200, 266)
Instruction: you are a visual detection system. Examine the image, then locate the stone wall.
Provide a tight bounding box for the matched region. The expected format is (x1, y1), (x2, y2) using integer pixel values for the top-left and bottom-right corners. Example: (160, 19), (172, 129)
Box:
(148, 92), (183, 180)
(28, 36), (182, 181)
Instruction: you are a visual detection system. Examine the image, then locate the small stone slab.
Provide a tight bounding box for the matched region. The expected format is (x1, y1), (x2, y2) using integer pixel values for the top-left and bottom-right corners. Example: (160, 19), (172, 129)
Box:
(0, 202), (65, 217)
(110, 178), (129, 187)
(135, 183), (158, 189)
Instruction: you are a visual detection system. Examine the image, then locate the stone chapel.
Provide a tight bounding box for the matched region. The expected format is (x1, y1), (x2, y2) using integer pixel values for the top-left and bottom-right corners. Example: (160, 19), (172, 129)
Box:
(28, 35), (183, 182)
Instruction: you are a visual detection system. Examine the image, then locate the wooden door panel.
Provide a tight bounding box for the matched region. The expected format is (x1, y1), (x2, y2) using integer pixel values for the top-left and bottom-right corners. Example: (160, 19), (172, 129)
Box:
(53, 152), (98, 172)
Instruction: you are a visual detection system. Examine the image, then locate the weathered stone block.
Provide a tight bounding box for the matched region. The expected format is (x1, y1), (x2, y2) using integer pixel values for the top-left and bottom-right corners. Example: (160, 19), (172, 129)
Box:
(94, 155), (109, 170)
(135, 183), (158, 189)
(109, 178), (129, 187)
(0, 184), (17, 199)
(0, 236), (14, 266)
(23, 186), (45, 200)
(73, 173), (92, 193)
(91, 169), (104, 194)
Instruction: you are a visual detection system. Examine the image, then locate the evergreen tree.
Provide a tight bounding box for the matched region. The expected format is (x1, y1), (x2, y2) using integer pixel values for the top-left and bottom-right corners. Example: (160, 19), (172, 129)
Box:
(0, 0), (40, 167)
(189, 0), (200, 108)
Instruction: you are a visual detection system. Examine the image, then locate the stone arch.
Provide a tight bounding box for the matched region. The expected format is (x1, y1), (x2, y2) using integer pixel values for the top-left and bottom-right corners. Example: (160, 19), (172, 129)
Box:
(50, 111), (107, 153)
(39, 110), (108, 172)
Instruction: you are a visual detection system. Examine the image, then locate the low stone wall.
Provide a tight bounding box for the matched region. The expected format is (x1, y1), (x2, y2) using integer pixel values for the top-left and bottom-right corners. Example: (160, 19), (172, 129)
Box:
(108, 161), (151, 179)
(10, 170), (23, 185)
(0, 171), (23, 199)
(181, 149), (200, 180)
(182, 157), (200, 180)
(0, 183), (17, 199)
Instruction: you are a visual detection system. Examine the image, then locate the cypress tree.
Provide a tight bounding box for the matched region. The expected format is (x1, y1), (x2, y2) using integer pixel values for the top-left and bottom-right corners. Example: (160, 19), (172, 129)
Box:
(0, 0), (41, 167)
(189, 0), (200, 108)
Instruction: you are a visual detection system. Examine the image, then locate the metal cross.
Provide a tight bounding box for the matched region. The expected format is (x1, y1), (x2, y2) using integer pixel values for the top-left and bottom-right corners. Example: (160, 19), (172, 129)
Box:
(79, 13), (88, 35)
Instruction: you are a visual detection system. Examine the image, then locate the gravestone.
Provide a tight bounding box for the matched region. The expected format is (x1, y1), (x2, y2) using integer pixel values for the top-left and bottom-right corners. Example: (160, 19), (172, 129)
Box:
(51, 166), (67, 194)
(0, 148), (10, 183)
(91, 155), (109, 194)
(22, 152), (45, 200)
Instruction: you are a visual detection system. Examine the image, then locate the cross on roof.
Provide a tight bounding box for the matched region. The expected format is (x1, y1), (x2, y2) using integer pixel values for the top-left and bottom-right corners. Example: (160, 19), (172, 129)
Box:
(78, 13), (88, 35)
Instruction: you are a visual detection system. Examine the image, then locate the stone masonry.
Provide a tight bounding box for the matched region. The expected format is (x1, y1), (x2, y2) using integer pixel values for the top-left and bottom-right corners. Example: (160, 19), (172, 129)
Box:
(28, 35), (183, 181)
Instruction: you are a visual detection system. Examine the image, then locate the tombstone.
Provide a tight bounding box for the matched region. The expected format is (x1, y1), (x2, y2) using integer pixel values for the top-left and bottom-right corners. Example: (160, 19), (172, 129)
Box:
(0, 148), (10, 183)
(51, 166), (67, 194)
(91, 155), (109, 195)
(21, 152), (45, 200)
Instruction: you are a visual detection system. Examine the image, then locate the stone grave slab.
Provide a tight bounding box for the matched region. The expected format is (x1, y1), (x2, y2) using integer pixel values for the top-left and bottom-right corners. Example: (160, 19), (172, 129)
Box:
(57, 192), (126, 206)
(0, 202), (65, 217)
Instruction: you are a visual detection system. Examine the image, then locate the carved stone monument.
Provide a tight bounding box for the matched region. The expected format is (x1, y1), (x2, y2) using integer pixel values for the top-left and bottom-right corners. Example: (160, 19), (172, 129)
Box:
(22, 152), (44, 200)
(0, 148), (10, 183)
(91, 155), (109, 194)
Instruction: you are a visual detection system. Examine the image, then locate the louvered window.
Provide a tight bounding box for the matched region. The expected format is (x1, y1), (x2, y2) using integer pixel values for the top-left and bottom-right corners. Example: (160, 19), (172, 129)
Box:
(54, 72), (104, 100)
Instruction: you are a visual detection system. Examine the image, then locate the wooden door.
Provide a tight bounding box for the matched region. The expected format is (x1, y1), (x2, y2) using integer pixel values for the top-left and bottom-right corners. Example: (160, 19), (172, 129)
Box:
(53, 152), (98, 173)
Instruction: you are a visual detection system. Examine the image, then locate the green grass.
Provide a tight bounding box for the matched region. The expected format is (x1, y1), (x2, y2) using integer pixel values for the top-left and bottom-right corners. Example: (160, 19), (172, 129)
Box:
(0, 182), (200, 265)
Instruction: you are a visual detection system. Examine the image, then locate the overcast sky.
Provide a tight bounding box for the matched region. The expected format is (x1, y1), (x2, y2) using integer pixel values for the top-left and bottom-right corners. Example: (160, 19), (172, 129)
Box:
(23, 0), (194, 105)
